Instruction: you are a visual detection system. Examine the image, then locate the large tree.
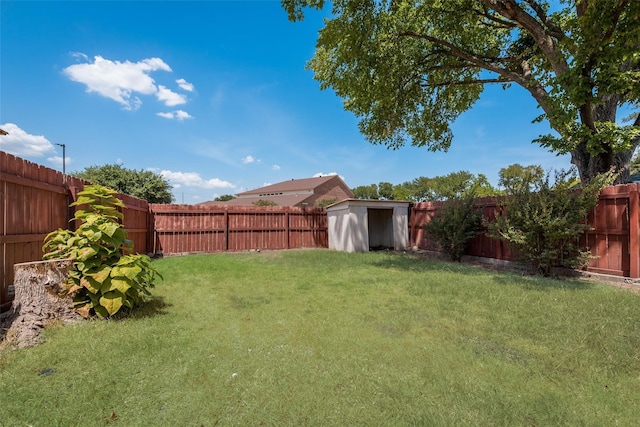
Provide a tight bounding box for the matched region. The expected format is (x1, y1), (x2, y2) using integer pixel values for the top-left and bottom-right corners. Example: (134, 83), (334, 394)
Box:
(283, 0), (640, 183)
(73, 164), (174, 204)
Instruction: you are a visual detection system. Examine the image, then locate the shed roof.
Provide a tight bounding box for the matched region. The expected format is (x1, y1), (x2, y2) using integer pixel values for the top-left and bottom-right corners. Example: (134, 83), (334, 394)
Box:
(326, 199), (412, 211)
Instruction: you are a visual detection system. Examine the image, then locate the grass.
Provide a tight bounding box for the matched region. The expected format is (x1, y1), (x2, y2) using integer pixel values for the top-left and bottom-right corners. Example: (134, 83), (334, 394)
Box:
(0, 249), (639, 426)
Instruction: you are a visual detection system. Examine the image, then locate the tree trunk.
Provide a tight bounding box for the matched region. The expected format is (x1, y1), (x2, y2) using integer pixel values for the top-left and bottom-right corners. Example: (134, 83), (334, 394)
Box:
(570, 101), (638, 184)
(1, 260), (80, 348)
(571, 144), (634, 184)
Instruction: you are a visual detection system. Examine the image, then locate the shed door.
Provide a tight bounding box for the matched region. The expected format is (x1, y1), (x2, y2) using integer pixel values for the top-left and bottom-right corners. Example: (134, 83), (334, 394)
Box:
(367, 208), (394, 250)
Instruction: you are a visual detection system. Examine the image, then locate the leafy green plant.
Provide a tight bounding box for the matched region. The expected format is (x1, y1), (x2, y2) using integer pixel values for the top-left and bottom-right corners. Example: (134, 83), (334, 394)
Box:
(43, 185), (161, 318)
(314, 197), (338, 208)
(422, 195), (483, 261)
(252, 199), (278, 206)
(486, 168), (616, 276)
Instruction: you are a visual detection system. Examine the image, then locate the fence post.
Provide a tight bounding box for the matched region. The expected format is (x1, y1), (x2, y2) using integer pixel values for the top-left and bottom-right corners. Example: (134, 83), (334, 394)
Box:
(224, 208), (229, 252)
(628, 184), (640, 278)
(286, 207), (291, 250)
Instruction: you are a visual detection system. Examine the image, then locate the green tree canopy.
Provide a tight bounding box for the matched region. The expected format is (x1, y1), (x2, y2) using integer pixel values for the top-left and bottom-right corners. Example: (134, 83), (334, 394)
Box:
(498, 163), (545, 193)
(214, 194), (236, 202)
(352, 184), (380, 199)
(73, 164), (173, 204)
(284, 0), (640, 183)
(400, 171), (497, 202)
(353, 171), (497, 202)
(252, 199), (278, 206)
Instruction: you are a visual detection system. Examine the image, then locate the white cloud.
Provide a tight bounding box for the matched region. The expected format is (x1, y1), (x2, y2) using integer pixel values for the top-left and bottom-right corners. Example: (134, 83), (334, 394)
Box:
(313, 172), (338, 177)
(47, 155), (71, 168)
(175, 110), (192, 120)
(272, 164), (281, 171)
(242, 155), (255, 164)
(156, 110), (193, 121)
(160, 170), (235, 190)
(176, 78), (194, 92)
(156, 85), (187, 106)
(0, 123), (56, 157)
(63, 55), (174, 110)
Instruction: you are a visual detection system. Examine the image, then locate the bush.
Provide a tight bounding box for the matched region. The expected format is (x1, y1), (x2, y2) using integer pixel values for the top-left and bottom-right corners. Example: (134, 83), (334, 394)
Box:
(315, 198), (338, 208)
(252, 199), (278, 206)
(43, 185), (161, 318)
(422, 196), (483, 261)
(486, 168), (616, 276)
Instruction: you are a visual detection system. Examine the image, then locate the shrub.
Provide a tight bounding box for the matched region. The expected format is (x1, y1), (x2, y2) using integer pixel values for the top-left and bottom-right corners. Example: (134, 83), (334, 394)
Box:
(486, 168), (616, 276)
(315, 198), (338, 208)
(252, 199), (278, 206)
(43, 185), (161, 318)
(422, 196), (483, 261)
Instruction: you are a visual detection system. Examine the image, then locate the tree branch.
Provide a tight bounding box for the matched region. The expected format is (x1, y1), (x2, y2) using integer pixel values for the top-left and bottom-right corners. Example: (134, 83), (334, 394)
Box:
(398, 29), (555, 122)
(523, 0), (566, 40)
(419, 77), (515, 87)
(399, 31), (521, 82)
(472, 6), (518, 29)
(479, 0), (570, 77)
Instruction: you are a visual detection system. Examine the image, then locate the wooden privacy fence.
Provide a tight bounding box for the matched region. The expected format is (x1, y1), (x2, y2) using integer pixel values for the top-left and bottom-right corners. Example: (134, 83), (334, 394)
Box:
(410, 183), (640, 278)
(150, 204), (328, 254)
(1, 152), (150, 312)
(4, 150), (640, 312)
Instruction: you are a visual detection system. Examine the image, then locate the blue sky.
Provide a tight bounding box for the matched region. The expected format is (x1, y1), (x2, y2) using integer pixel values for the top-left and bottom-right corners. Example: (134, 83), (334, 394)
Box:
(1, 0), (571, 203)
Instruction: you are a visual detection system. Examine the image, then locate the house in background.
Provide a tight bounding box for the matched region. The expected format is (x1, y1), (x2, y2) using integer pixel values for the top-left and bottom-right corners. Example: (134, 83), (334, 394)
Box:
(201, 175), (354, 207)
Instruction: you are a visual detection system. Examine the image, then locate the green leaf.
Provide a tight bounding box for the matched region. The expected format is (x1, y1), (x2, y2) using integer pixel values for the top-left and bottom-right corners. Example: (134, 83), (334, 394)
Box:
(109, 277), (132, 294)
(98, 221), (121, 238)
(80, 277), (101, 294)
(116, 264), (143, 281)
(100, 291), (125, 316)
(87, 265), (111, 284)
(77, 246), (98, 261)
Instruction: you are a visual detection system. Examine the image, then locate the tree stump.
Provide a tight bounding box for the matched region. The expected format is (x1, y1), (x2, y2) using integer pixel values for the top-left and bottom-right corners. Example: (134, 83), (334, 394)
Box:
(1, 259), (81, 348)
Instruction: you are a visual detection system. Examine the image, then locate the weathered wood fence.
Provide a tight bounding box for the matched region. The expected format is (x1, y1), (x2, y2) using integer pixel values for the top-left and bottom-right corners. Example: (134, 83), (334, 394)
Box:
(3, 150), (640, 311)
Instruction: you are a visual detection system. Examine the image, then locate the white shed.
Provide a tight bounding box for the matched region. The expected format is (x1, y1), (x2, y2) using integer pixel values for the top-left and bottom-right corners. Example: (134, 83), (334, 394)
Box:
(326, 199), (411, 253)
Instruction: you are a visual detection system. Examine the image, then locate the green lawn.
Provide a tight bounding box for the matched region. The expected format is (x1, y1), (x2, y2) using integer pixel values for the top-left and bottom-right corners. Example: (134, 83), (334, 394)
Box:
(1, 250), (639, 426)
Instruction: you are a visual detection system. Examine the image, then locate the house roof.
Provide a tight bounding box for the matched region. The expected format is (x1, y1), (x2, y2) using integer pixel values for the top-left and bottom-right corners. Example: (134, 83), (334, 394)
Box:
(205, 194), (315, 207)
(237, 175), (338, 196)
(0, 128), (8, 136)
(200, 175), (352, 207)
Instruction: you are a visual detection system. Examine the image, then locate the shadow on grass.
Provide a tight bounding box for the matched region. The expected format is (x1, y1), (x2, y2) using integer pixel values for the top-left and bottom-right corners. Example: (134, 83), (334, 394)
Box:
(490, 273), (596, 291)
(114, 296), (171, 320)
(371, 252), (502, 276)
(372, 252), (596, 291)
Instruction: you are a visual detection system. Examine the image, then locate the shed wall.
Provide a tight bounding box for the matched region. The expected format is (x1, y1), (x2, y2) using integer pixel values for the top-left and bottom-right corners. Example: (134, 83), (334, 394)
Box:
(327, 201), (409, 253)
(393, 206), (409, 250)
